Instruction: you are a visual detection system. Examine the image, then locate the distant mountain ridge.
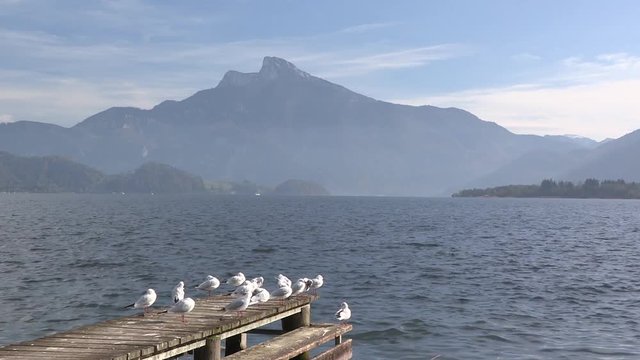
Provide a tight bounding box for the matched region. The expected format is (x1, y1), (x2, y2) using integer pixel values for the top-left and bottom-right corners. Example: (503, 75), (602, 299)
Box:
(0, 152), (205, 193)
(0, 56), (637, 195)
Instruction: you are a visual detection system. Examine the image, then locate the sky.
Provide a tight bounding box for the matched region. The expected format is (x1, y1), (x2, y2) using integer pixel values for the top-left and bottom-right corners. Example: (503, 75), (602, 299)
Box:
(1, 0), (640, 141)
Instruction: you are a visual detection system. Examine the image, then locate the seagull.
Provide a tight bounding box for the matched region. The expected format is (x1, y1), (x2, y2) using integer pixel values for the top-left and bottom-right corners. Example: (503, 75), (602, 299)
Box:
(226, 272), (246, 287)
(290, 278), (311, 296)
(269, 285), (292, 303)
(196, 275), (220, 297)
(224, 287), (251, 316)
(172, 281), (185, 303)
(124, 289), (157, 315)
(276, 274), (291, 288)
(230, 281), (255, 298)
(335, 302), (351, 323)
(163, 297), (196, 323)
(250, 287), (270, 304)
(250, 276), (264, 289)
(309, 275), (323, 295)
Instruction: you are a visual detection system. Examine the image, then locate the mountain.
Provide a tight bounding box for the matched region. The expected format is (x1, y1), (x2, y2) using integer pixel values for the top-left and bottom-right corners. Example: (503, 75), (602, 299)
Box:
(0, 56), (622, 196)
(562, 129), (640, 181)
(95, 162), (206, 193)
(0, 151), (103, 192)
(0, 152), (205, 193)
(273, 179), (330, 196)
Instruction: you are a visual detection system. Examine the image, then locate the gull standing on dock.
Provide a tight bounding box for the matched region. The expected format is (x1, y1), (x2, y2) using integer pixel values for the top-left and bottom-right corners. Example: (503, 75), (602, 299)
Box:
(124, 289), (157, 315)
(172, 281), (185, 303)
(290, 278), (312, 296)
(250, 276), (264, 289)
(196, 275), (220, 297)
(335, 302), (351, 323)
(230, 280), (256, 298)
(276, 274), (292, 288)
(309, 275), (323, 295)
(163, 297), (196, 323)
(269, 285), (292, 303)
(226, 272), (246, 287)
(224, 287), (252, 316)
(250, 287), (270, 304)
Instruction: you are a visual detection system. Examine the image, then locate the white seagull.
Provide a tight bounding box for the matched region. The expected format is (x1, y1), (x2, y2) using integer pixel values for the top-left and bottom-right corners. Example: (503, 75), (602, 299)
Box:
(196, 275), (220, 297)
(164, 297), (196, 323)
(226, 272), (246, 287)
(172, 281), (185, 303)
(230, 281), (255, 298)
(335, 302), (351, 323)
(309, 275), (323, 295)
(250, 288), (270, 304)
(269, 285), (292, 303)
(124, 289), (157, 315)
(276, 274), (292, 288)
(250, 276), (264, 289)
(224, 287), (251, 315)
(290, 278), (312, 296)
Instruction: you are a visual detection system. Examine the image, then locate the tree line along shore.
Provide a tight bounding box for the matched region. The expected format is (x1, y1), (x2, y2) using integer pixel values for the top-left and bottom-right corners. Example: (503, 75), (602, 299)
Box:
(453, 179), (640, 199)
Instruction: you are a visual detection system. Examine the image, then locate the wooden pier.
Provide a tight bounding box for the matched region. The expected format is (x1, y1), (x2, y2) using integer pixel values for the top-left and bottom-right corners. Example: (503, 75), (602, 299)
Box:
(0, 294), (352, 360)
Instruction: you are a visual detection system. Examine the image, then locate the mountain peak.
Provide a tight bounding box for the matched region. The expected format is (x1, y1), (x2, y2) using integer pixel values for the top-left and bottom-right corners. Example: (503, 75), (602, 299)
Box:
(259, 56), (310, 80)
(218, 70), (258, 87)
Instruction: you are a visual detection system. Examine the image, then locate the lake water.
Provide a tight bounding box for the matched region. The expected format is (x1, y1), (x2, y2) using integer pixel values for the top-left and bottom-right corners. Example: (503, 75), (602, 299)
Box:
(1, 194), (640, 359)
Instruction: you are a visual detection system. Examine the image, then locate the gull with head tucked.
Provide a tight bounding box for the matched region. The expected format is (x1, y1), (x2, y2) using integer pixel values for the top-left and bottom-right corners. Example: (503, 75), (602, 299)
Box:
(224, 287), (252, 316)
(196, 275), (220, 297)
(163, 297), (196, 323)
(124, 288), (157, 315)
(309, 275), (323, 295)
(226, 272), (246, 287)
(172, 281), (185, 303)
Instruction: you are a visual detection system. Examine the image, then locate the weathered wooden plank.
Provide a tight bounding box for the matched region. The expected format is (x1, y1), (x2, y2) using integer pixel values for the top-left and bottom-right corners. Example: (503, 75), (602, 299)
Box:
(310, 339), (352, 360)
(0, 350), (101, 359)
(0, 345), (122, 359)
(0, 295), (317, 360)
(217, 305), (304, 340)
(47, 330), (180, 353)
(135, 339), (205, 360)
(224, 324), (352, 360)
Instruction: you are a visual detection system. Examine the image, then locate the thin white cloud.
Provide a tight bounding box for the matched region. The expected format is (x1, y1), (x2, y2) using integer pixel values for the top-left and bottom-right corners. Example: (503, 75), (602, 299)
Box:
(313, 44), (469, 78)
(338, 22), (397, 34)
(342, 45), (466, 69)
(393, 53), (640, 141)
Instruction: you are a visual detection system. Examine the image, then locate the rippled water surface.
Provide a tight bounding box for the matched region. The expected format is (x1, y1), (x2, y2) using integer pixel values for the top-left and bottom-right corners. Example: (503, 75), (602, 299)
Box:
(2, 194), (640, 359)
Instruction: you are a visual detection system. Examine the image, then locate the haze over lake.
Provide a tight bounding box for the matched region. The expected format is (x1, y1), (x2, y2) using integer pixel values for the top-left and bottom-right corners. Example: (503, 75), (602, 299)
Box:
(2, 194), (639, 359)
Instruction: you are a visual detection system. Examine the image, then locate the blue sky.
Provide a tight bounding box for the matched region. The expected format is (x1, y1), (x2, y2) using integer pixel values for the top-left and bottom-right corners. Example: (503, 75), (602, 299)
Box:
(1, 0), (640, 140)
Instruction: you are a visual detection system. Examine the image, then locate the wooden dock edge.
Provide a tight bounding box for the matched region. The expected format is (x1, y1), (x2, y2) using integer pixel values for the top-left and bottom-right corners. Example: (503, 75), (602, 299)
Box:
(224, 323), (352, 360)
(311, 339), (352, 360)
(145, 304), (309, 360)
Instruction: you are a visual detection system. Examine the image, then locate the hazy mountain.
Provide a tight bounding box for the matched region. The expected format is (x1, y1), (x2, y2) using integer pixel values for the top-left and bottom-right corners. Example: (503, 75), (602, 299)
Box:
(0, 151), (103, 192)
(562, 129), (640, 181)
(273, 179), (330, 196)
(0, 56), (620, 196)
(464, 148), (591, 188)
(0, 152), (204, 193)
(95, 162), (206, 193)
(543, 135), (600, 149)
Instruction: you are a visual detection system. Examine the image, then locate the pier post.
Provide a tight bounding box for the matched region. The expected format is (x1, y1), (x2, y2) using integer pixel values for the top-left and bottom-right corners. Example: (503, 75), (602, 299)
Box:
(224, 333), (247, 356)
(282, 304), (311, 331)
(281, 304), (311, 360)
(194, 336), (221, 360)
